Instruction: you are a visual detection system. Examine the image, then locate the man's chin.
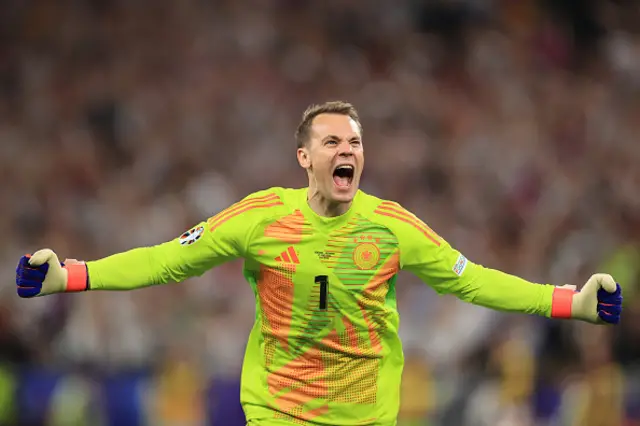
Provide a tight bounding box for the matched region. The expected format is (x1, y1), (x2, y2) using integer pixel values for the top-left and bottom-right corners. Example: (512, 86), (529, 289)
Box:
(330, 184), (357, 203)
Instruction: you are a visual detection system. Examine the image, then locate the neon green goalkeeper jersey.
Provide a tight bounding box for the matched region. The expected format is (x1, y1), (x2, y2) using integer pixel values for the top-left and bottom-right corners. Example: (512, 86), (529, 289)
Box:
(86, 187), (556, 426)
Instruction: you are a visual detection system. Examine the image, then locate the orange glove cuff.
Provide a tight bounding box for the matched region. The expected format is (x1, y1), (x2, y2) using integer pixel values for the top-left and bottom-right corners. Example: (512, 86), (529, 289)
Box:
(64, 263), (88, 292)
(551, 287), (574, 319)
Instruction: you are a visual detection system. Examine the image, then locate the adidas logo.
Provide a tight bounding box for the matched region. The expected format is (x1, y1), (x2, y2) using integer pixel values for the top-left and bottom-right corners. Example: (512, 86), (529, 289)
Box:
(275, 246), (300, 264)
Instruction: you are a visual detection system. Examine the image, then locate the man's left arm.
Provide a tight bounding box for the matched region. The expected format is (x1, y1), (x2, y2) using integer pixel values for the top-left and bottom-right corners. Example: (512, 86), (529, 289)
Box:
(373, 201), (622, 324)
(415, 248), (622, 325)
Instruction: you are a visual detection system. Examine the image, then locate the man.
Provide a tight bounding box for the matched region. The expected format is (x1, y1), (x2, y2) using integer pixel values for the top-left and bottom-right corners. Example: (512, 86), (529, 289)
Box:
(16, 101), (623, 425)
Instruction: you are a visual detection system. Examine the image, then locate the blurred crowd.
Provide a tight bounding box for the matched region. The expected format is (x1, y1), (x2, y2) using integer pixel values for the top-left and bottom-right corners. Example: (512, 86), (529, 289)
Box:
(1, 0), (640, 425)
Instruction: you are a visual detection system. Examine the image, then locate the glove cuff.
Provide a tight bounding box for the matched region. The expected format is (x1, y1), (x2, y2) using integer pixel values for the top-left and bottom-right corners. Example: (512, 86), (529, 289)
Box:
(551, 287), (574, 319)
(63, 264), (88, 292)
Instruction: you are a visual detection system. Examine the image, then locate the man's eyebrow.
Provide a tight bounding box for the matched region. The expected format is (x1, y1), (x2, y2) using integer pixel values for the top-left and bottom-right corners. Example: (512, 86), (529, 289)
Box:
(322, 135), (361, 141)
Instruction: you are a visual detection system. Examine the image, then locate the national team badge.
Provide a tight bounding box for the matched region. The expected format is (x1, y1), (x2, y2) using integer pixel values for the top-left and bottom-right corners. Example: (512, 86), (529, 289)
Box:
(353, 242), (380, 270)
(179, 226), (204, 246)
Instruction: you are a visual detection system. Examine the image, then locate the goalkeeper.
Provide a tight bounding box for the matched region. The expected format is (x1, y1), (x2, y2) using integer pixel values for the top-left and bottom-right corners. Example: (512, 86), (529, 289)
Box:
(16, 101), (622, 426)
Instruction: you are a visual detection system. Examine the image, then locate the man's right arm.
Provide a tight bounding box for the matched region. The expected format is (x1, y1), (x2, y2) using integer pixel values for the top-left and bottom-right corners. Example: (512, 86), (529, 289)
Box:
(16, 190), (284, 296)
(87, 222), (236, 291)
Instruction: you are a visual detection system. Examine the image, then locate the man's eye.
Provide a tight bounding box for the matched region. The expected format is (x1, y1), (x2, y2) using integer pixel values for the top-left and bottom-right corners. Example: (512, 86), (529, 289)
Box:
(326, 140), (338, 145)
(350, 140), (361, 146)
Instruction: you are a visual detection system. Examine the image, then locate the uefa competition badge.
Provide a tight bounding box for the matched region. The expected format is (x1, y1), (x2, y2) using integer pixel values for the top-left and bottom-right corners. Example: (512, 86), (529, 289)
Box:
(179, 226), (204, 246)
(452, 254), (468, 276)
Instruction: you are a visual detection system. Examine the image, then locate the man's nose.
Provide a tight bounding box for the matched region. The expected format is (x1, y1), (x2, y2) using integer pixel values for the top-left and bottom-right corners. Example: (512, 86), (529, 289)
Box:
(337, 141), (353, 155)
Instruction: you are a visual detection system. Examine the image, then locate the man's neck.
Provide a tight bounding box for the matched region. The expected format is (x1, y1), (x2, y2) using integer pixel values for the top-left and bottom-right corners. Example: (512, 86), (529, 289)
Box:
(307, 189), (351, 218)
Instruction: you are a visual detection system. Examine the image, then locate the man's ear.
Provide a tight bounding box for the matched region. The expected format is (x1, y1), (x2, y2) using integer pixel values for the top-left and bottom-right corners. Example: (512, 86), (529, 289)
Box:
(297, 147), (311, 169)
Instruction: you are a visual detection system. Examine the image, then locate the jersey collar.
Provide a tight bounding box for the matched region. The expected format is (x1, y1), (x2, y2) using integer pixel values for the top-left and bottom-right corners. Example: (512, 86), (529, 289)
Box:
(299, 188), (360, 231)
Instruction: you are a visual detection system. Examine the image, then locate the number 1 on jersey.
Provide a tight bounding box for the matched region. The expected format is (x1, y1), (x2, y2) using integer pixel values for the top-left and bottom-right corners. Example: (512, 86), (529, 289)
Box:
(315, 275), (328, 310)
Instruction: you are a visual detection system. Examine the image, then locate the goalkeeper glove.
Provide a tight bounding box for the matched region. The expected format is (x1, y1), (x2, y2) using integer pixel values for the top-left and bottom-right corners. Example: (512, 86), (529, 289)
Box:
(15, 249), (88, 298)
(551, 273), (622, 324)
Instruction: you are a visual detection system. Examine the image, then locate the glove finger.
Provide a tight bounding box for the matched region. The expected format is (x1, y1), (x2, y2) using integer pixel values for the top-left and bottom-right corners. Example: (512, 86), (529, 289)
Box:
(16, 280), (41, 289)
(16, 276), (43, 289)
(593, 274), (617, 293)
(17, 267), (47, 282)
(25, 262), (50, 273)
(598, 297), (622, 310)
(598, 283), (621, 301)
(597, 297), (623, 309)
(598, 309), (620, 325)
(28, 249), (59, 267)
(18, 255), (53, 276)
(17, 255), (30, 269)
(17, 286), (41, 298)
(597, 303), (622, 315)
(16, 256), (34, 274)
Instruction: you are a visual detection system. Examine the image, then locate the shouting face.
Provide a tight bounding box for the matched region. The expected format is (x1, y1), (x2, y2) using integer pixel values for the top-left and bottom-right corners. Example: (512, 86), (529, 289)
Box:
(297, 113), (364, 205)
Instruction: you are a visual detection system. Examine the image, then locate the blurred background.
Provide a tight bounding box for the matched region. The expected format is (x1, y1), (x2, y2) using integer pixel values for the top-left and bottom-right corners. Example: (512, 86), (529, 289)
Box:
(1, 0), (639, 425)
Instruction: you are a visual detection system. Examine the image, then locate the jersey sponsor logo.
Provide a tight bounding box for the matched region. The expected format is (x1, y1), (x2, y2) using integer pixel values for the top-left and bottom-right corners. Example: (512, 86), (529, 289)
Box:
(453, 254), (467, 276)
(353, 241), (380, 270)
(179, 225), (204, 246)
(275, 246), (300, 264)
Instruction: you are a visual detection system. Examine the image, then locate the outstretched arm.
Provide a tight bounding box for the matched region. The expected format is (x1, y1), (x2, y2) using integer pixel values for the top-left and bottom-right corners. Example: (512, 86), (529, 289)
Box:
(87, 219), (242, 291)
(372, 201), (622, 324)
(16, 190), (282, 297)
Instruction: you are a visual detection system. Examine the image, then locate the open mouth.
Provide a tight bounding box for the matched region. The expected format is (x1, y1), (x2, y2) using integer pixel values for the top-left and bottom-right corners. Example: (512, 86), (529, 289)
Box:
(333, 165), (354, 188)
